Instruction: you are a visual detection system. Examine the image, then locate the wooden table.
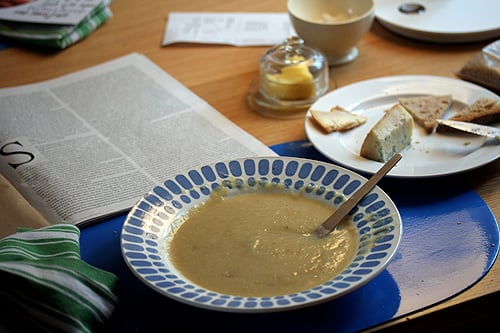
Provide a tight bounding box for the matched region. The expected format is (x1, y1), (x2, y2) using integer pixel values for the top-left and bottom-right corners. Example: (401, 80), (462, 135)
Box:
(1, 0), (499, 331)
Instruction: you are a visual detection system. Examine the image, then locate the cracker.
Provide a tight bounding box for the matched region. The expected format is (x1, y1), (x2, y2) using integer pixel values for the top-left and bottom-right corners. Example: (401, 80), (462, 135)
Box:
(310, 106), (367, 133)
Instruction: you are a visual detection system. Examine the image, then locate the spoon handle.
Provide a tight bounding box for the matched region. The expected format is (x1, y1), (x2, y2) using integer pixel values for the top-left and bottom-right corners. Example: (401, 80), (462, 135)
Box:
(315, 153), (402, 237)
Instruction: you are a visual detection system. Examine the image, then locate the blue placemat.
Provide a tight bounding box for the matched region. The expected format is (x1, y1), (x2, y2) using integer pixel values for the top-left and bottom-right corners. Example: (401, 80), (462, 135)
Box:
(80, 140), (499, 332)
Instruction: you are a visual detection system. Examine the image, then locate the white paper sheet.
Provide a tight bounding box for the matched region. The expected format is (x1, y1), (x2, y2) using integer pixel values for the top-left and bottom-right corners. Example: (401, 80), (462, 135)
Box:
(162, 12), (296, 47)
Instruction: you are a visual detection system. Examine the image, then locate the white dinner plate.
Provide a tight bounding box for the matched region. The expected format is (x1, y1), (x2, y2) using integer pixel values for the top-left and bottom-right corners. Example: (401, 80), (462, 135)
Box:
(374, 0), (500, 43)
(305, 75), (500, 178)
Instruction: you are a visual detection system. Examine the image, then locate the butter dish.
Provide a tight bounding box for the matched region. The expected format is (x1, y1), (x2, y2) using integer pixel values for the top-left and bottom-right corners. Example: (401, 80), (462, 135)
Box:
(247, 36), (329, 119)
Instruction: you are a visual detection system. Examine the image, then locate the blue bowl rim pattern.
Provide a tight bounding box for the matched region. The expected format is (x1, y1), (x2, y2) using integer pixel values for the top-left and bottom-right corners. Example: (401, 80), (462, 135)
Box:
(120, 156), (402, 313)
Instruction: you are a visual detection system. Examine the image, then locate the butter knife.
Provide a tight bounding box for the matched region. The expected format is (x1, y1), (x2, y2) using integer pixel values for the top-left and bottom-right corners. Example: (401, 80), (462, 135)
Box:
(436, 119), (500, 140)
(315, 153), (402, 238)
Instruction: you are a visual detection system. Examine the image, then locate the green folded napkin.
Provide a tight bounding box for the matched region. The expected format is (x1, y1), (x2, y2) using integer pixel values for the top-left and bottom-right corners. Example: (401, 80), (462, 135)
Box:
(0, 224), (118, 333)
(0, 2), (112, 49)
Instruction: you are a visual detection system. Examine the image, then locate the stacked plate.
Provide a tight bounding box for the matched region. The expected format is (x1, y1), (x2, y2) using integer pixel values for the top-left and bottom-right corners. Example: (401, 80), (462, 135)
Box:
(374, 0), (500, 43)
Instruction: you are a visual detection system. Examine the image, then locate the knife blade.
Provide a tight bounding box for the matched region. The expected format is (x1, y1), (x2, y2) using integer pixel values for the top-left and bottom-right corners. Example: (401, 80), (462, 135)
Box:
(436, 119), (500, 140)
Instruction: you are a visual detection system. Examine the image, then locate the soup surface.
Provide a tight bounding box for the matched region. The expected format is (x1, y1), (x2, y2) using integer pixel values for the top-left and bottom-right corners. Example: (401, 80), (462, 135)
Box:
(168, 190), (358, 297)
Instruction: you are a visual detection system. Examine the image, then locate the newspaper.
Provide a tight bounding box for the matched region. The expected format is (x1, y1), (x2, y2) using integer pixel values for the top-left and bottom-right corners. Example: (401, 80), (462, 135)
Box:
(0, 53), (277, 227)
(0, 0), (103, 25)
(0, 0), (112, 49)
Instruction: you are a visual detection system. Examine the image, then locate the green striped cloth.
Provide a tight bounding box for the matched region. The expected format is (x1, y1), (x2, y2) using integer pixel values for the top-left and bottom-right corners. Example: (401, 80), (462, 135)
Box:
(0, 224), (118, 333)
(0, 2), (112, 49)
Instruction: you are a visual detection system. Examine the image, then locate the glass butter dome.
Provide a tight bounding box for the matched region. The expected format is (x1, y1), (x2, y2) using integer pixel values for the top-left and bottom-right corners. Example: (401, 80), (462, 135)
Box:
(247, 36), (330, 119)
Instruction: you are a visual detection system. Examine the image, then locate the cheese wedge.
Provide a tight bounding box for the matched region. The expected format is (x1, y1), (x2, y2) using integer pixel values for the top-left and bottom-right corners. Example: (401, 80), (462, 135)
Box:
(360, 104), (413, 163)
(399, 94), (452, 133)
(310, 106), (367, 133)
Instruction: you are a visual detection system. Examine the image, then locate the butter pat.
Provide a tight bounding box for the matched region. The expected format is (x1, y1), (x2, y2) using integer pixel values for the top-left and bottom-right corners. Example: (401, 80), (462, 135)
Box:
(265, 61), (315, 100)
(360, 104), (413, 162)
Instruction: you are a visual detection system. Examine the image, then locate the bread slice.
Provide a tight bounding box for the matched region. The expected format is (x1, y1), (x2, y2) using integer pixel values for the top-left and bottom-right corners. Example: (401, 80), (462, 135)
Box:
(448, 97), (500, 124)
(399, 94), (452, 133)
(310, 105), (367, 133)
(360, 104), (413, 163)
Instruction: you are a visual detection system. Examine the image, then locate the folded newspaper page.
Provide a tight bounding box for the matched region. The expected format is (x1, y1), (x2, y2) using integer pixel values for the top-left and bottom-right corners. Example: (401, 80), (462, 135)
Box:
(0, 0), (103, 25)
(0, 53), (276, 227)
(0, 0), (113, 49)
(0, 173), (50, 238)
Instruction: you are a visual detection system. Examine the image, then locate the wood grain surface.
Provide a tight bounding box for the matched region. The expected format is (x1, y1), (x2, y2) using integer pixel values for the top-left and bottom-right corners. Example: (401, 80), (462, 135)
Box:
(0, 1), (498, 331)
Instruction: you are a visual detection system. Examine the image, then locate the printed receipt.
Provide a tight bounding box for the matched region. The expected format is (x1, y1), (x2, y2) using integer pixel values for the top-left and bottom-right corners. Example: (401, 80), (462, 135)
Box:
(162, 12), (296, 47)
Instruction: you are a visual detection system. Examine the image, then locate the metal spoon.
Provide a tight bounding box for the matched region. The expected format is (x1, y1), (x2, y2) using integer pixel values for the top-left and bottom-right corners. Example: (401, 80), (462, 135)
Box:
(315, 153), (402, 237)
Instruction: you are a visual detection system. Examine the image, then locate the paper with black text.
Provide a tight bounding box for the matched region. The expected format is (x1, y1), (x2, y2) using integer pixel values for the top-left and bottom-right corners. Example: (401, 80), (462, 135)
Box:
(0, 53), (276, 226)
(163, 12), (296, 46)
(0, 0), (103, 25)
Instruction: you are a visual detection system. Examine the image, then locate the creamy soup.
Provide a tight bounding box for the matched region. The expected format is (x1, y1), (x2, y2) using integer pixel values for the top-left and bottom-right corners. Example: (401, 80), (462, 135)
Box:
(168, 190), (358, 297)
